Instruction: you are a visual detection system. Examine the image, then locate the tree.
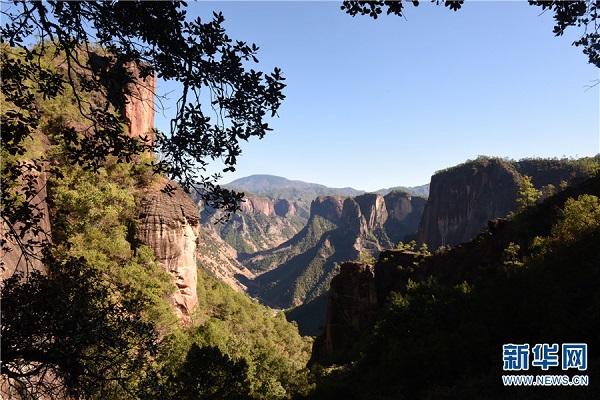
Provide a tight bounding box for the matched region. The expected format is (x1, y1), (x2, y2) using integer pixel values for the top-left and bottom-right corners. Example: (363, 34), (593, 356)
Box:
(1, 1), (286, 269)
(1, 256), (161, 399)
(517, 175), (542, 210)
(1, 2), (285, 397)
(341, 0), (600, 69)
(169, 344), (251, 400)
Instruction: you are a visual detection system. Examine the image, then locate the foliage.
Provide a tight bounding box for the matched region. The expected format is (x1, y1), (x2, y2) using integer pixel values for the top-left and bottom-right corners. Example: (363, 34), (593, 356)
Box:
(169, 344), (252, 400)
(516, 175), (542, 210)
(158, 268), (314, 400)
(1, 257), (161, 400)
(396, 240), (417, 251)
(341, 0), (462, 20)
(358, 251), (376, 264)
(529, 0), (600, 68)
(1, 1), (286, 271)
(313, 191), (600, 399)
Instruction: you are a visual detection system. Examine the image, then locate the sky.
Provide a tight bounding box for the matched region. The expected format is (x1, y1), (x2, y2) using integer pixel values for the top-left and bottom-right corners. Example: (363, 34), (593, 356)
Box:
(153, 1), (600, 192)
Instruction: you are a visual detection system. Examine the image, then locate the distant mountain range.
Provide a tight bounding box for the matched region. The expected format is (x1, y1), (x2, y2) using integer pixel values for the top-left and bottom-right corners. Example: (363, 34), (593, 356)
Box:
(225, 174), (430, 200)
(200, 157), (599, 336)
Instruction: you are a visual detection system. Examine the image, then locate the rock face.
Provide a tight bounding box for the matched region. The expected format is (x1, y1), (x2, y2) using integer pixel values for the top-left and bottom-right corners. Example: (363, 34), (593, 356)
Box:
(417, 157), (594, 249)
(239, 195), (276, 216)
(273, 199), (296, 218)
(1, 167), (51, 279)
(243, 191), (426, 309)
(355, 193), (388, 233)
(384, 191), (427, 244)
(418, 158), (520, 249)
(207, 193), (307, 255)
(311, 262), (378, 361)
(311, 196), (345, 224)
(309, 250), (420, 364)
(137, 178), (200, 321)
(122, 61), (155, 143)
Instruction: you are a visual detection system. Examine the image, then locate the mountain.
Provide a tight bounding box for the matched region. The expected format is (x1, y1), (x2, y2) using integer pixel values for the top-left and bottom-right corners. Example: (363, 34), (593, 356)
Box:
(310, 174), (600, 399)
(376, 183), (430, 198)
(243, 191), (426, 309)
(225, 174), (365, 199)
(418, 156), (599, 249)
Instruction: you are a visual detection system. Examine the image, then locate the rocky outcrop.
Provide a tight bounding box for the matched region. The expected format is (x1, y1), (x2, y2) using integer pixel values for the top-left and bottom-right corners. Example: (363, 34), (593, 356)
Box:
(137, 177), (200, 322)
(243, 191), (425, 309)
(355, 193), (388, 233)
(417, 158), (520, 249)
(417, 157), (595, 249)
(274, 199), (296, 217)
(310, 196), (345, 224)
(1, 167), (51, 279)
(239, 195), (276, 216)
(384, 191), (427, 244)
(310, 250), (419, 364)
(122, 61), (155, 143)
(207, 193), (307, 255)
(311, 262), (378, 362)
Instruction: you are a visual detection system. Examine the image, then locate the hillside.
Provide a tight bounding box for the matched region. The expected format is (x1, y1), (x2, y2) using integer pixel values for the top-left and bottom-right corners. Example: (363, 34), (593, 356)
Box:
(1, 44), (313, 399)
(376, 183), (430, 198)
(244, 191), (426, 309)
(202, 193), (308, 256)
(225, 174), (366, 200)
(311, 175), (600, 399)
(418, 156), (599, 249)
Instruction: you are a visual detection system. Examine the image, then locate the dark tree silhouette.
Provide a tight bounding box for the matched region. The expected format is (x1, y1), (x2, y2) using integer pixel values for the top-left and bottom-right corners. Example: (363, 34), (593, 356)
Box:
(170, 344), (251, 400)
(341, 0), (600, 69)
(1, 256), (161, 399)
(1, 2), (285, 397)
(1, 1), (285, 270)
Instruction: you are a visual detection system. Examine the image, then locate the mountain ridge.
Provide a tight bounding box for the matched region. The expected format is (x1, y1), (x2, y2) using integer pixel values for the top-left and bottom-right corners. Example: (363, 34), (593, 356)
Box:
(225, 174), (430, 199)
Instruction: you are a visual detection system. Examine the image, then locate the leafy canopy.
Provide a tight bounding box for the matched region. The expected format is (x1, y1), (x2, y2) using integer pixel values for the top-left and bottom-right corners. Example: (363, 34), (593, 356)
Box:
(1, 1), (286, 264)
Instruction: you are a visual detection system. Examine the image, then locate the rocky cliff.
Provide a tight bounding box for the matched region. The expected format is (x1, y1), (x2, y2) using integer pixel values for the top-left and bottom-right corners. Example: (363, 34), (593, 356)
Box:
(311, 262), (378, 361)
(311, 174), (600, 364)
(208, 193), (307, 256)
(122, 61), (155, 143)
(243, 190), (426, 309)
(417, 157), (595, 249)
(137, 177), (200, 322)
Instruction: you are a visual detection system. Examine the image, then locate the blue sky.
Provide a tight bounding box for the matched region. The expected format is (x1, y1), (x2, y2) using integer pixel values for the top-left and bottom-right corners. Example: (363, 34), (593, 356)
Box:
(154, 1), (600, 191)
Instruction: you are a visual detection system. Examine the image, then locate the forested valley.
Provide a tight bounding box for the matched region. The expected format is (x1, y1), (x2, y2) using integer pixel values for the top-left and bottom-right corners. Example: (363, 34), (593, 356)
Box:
(2, 1), (599, 399)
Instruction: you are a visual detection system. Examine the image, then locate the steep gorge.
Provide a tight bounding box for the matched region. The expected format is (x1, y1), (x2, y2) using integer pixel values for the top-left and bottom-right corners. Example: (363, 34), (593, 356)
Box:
(244, 191), (426, 309)
(309, 174), (600, 399)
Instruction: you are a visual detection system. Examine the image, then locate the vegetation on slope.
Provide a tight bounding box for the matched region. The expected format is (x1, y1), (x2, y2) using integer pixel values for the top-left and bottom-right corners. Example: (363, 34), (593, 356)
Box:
(172, 268), (313, 397)
(245, 215), (346, 307)
(1, 44), (313, 399)
(311, 177), (600, 399)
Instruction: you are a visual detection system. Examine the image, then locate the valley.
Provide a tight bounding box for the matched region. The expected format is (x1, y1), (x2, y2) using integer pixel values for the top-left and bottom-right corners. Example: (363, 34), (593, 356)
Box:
(3, 3), (598, 397)
(196, 156), (599, 337)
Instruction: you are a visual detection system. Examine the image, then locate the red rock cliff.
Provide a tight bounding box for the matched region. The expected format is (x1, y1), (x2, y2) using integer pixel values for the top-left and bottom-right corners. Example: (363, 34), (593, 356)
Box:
(123, 61), (155, 144)
(137, 177), (200, 322)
